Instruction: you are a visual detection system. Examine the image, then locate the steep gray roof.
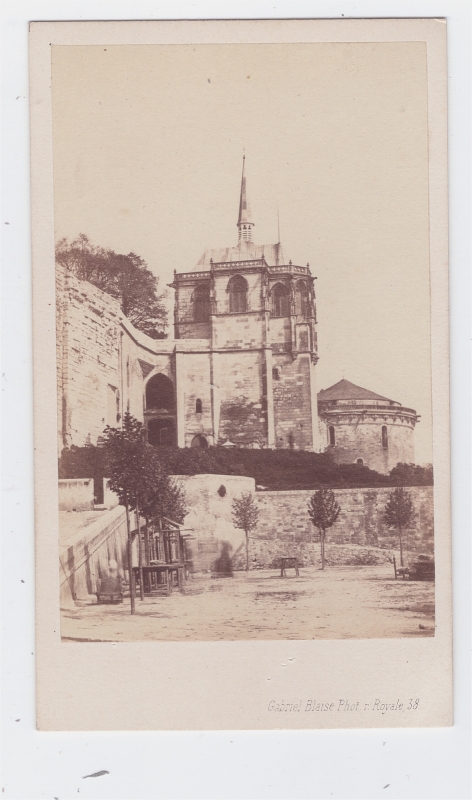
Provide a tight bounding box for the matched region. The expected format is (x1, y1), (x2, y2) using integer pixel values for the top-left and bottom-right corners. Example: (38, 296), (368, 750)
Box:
(193, 240), (286, 271)
(318, 379), (397, 404)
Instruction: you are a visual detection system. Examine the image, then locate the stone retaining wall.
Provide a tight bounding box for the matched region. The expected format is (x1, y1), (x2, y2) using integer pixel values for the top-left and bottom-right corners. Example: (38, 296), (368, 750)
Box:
(252, 486), (433, 569)
(59, 506), (129, 604)
(58, 478), (94, 511)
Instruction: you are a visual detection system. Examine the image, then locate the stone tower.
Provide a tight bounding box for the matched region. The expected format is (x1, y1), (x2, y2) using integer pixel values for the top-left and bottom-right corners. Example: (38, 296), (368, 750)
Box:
(317, 379), (419, 474)
(171, 159), (320, 450)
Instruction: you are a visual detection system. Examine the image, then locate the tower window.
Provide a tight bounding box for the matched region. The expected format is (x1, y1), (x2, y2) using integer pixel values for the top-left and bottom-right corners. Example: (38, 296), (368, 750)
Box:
(196, 398), (202, 414)
(382, 425), (388, 448)
(194, 284), (211, 322)
(272, 367), (280, 381)
(228, 275), (248, 313)
(329, 425), (336, 446)
(298, 330), (309, 350)
(271, 283), (289, 317)
(295, 280), (308, 316)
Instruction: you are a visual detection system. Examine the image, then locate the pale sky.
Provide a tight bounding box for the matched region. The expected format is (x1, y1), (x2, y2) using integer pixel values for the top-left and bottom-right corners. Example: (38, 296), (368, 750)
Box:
(52, 42), (432, 463)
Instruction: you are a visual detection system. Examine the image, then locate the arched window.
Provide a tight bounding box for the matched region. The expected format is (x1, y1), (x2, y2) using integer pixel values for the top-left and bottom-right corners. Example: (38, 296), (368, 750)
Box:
(271, 283), (289, 317)
(356, 458), (364, 465)
(382, 425), (388, 449)
(194, 284), (211, 322)
(295, 281), (308, 316)
(228, 275), (248, 313)
(195, 398), (202, 414)
(329, 425), (336, 446)
(298, 330), (309, 351)
(145, 373), (175, 411)
(191, 434), (208, 448)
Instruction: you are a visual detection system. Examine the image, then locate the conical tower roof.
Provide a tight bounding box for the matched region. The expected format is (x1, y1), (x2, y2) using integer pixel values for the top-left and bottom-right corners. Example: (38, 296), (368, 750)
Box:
(318, 379), (397, 404)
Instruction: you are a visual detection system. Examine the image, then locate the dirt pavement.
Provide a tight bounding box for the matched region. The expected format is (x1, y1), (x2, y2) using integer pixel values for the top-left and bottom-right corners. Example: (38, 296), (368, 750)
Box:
(61, 564), (435, 642)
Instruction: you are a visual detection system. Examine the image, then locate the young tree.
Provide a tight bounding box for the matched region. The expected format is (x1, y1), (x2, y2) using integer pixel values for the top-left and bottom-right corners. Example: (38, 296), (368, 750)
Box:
(102, 413), (156, 613)
(308, 489), (341, 570)
(56, 235), (168, 339)
(384, 487), (416, 567)
(140, 457), (187, 564)
(231, 492), (259, 572)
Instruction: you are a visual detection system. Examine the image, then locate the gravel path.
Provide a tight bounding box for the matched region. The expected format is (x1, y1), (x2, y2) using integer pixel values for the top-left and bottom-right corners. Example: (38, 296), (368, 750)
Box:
(61, 565), (435, 642)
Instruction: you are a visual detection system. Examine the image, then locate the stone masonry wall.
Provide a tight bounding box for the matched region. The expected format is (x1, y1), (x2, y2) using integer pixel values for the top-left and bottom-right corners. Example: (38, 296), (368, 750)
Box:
(215, 350), (267, 445)
(171, 473), (433, 573)
(57, 266), (122, 449)
(253, 486), (434, 567)
(321, 418), (415, 474)
(56, 265), (175, 452)
(273, 353), (314, 450)
(182, 351), (213, 446)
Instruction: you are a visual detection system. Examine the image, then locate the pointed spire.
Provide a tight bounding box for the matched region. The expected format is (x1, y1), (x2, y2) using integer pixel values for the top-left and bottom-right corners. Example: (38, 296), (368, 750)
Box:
(237, 155), (254, 242)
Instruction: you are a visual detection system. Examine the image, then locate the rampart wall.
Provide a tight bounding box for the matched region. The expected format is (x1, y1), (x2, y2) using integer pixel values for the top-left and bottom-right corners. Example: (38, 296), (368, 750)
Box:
(251, 485), (433, 569)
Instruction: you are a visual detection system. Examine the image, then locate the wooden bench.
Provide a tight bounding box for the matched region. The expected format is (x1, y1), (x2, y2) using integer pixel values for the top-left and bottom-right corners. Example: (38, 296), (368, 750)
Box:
(280, 557), (300, 577)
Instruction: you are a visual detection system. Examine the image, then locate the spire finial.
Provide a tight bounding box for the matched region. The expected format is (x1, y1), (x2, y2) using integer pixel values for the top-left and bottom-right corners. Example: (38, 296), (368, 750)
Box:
(237, 155), (254, 243)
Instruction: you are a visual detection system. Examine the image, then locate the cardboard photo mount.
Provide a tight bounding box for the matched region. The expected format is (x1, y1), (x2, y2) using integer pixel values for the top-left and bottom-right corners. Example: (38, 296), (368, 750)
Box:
(31, 18), (451, 731)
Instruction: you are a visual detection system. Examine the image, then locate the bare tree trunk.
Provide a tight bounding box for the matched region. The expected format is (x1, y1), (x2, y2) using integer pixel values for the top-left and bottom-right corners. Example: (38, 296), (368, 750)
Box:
(321, 531), (325, 570)
(144, 517), (150, 565)
(125, 504), (135, 615)
(399, 527), (404, 568)
(245, 528), (249, 572)
(136, 502), (144, 601)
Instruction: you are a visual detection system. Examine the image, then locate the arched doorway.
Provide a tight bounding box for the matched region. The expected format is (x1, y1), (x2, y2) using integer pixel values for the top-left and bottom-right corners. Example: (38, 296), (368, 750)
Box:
(145, 373), (177, 447)
(191, 434), (208, 448)
(148, 419), (176, 447)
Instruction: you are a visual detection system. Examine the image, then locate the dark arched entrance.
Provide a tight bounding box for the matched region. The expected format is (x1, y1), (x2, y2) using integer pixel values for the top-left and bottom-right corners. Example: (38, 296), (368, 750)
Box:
(145, 373), (177, 447)
(146, 373), (175, 411)
(148, 418), (176, 447)
(191, 434), (208, 448)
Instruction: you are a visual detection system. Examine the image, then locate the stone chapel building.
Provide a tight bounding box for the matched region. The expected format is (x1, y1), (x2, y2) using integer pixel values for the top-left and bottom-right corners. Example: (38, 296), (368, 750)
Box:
(56, 159), (419, 473)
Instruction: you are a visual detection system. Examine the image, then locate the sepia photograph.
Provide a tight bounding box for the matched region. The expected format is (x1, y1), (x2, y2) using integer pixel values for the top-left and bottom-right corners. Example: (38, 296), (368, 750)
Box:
(29, 18), (453, 733)
(52, 41), (436, 643)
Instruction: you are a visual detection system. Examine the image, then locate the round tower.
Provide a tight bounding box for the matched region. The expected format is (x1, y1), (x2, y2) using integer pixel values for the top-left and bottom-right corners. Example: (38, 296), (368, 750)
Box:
(318, 379), (419, 474)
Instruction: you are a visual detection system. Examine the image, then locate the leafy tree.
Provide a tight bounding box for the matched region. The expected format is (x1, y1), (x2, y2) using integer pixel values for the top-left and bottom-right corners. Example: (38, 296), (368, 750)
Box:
(141, 470), (187, 528)
(102, 413), (155, 612)
(56, 234), (167, 339)
(140, 460), (187, 565)
(384, 487), (416, 567)
(308, 489), (341, 570)
(231, 492), (259, 572)
(389, 462), (434, 487)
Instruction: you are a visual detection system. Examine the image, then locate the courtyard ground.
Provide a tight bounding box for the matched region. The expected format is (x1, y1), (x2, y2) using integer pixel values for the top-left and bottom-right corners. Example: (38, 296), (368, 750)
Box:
(61, 564), (435, 642)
